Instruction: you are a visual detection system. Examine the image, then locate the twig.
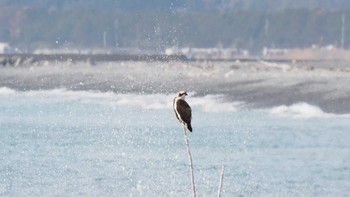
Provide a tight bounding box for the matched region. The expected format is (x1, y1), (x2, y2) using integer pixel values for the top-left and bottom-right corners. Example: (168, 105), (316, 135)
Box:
(183, 125), (196, 197)
(217, 165), (225, 197)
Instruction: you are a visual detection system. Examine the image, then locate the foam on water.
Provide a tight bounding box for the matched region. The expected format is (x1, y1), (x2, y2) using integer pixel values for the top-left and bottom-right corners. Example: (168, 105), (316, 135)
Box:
(0, 88), (241, 112)
(0, 87), (16, 95)
(270, 102), (350, 119)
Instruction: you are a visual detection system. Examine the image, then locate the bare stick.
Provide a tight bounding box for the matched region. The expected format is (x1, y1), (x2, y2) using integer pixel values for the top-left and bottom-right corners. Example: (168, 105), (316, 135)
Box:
(217, 165), (225, 197)
(183, 125), (196, 197)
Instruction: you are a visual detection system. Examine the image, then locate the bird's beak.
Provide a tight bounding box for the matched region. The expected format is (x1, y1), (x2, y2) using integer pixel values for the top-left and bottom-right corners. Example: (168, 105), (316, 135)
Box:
(185, 92), (188, 96)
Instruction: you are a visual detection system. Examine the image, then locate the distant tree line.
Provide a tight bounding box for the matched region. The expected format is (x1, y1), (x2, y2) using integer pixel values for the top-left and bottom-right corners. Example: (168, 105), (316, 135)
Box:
(1, 6), (350, 53)
(2, 0), (350, 13)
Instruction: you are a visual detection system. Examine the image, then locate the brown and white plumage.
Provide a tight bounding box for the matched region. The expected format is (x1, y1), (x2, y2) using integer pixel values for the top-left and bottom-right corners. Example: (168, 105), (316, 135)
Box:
(173, 91), (192, 132)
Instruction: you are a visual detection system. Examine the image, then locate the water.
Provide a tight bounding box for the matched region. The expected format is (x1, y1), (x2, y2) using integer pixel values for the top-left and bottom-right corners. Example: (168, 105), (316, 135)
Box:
(1, 87), (349, 196)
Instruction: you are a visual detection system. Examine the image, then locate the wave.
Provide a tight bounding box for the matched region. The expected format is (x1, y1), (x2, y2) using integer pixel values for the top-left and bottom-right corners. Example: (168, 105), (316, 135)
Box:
(190, 94), (243, 112)
(0, 87), (241, 112)
(270, 102), (350, 119)
(0, 87), (16, 95)
(3, 87), (350, 117)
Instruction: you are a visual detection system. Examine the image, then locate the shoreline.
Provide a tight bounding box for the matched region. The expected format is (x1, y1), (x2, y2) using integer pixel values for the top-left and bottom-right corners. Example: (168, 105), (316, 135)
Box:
(0, 53), (343, 66)
(0, 60), (349, 114)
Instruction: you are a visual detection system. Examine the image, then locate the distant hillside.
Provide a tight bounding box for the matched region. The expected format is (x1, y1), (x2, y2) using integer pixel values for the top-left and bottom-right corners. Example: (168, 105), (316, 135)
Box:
(1, 1), (350, 52)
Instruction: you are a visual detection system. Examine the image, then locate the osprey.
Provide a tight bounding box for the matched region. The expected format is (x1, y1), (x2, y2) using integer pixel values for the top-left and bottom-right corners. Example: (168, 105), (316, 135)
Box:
(173, 91), (193, 132)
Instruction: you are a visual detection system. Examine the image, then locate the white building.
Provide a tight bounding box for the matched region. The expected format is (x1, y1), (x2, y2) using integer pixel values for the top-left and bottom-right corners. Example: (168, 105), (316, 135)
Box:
(0, 42), (13, 54)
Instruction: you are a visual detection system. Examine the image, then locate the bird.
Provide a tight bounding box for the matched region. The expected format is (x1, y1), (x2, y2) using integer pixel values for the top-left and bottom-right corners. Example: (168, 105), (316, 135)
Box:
(173, 91), (193, 132)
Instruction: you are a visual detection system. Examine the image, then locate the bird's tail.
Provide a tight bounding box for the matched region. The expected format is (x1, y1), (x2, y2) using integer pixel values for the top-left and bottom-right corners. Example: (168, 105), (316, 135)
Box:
(187, 123), (193, 132)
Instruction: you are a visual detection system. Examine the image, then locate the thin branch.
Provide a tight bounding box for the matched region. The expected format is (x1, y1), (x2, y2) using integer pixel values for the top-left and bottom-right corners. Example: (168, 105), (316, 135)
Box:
(183, 125), (196, 197)
(217, 165), (225, 197)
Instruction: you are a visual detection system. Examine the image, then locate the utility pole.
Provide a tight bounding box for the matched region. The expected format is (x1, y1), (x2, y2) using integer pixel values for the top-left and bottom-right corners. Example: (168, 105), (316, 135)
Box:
(341, 14), (346, 49)
(264, 17), (269, 47)
(103, 31), (107, 48)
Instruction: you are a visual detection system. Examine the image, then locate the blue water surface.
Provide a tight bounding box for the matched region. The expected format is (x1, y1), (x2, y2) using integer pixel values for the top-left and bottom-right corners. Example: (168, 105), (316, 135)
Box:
(1, 89), (350, 196)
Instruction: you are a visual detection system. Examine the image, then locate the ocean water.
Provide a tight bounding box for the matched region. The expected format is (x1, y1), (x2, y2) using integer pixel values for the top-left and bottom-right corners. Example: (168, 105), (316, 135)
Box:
(1, 87), (350, 196)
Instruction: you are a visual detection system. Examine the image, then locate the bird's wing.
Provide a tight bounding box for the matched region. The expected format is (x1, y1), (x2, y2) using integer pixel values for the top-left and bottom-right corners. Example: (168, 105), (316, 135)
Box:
(173, 98), (180, 121)
(176, 99), (192, 124)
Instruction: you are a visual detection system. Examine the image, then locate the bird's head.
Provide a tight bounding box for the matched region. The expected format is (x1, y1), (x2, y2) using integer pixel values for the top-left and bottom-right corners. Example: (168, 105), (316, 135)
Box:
(177, 91), (188, 99)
